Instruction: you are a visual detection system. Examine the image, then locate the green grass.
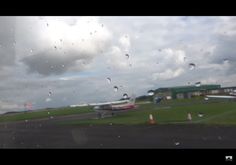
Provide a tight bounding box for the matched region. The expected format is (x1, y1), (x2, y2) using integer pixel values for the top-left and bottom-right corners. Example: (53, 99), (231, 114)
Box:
(0, 106), (93, 122)
(2, 98), (236, 126)
(63, 99), (236, 126)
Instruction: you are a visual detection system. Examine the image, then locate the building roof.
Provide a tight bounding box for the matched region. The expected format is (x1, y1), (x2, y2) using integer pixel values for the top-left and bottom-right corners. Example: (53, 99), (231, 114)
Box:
(155, 84), (221, 93)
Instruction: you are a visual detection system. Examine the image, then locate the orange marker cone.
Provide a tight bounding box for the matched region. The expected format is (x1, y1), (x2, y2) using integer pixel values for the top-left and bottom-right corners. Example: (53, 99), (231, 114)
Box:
(148, 114), (156, 124)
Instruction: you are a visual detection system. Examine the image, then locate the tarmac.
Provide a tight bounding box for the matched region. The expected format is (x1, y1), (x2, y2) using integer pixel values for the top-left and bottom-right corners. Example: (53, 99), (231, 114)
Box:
(0, 112), (236, 148)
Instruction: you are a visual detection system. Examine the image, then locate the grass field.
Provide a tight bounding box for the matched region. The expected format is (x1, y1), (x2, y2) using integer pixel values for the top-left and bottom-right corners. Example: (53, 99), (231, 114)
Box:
(0, 106), (93, 122)
(1, 98), (236, 125)
(63, 98), (236, 125)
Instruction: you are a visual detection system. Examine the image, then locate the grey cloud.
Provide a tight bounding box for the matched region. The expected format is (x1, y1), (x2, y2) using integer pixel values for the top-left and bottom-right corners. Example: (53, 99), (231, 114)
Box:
(21, 49), (94, 76)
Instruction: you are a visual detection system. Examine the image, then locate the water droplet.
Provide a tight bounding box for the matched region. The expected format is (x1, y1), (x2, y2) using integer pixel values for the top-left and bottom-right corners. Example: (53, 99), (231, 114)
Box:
(158, 49), (162, 52)
(25, 120), (28, 123)
(109, 123), (113, 126)
(223, 58), (229, 63)
(204, 97), (209, 101)
(30, 49), (33, 53)
(47, 112), (50, 115)
(50, 66), (54, 69)
(123, 93), (128, 99)
(114, 86), (118, 92)
(54, 46), (57, 49)
(50, 116), (54, 119)
(48, 90), (52, 96)
(46, 23), (49, 27)
(195, 82), (201, 87)
(62, 64), (65, 68)
(174, 142), (180, 146)
(125, 54), (129, 59)
(189, 63), (196, 70)
(107, 77), (111, 84)
(118, 135), (121, 138)
(148, 90), (155, 96)
(198, 113), (204, 117)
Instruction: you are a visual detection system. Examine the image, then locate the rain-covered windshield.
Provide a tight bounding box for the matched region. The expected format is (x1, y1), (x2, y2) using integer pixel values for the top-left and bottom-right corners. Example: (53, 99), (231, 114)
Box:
(1, 16), (236, 149)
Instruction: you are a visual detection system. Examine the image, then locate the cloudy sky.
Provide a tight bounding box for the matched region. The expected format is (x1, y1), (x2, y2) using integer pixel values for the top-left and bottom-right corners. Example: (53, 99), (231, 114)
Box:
(0, 16), (236, 113)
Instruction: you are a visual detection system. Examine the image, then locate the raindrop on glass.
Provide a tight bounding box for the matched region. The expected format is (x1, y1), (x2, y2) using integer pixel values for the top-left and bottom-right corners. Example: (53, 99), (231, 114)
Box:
(62, 64), (65, 68)
(118, 135), (121, 138)
(195, 82), (201, 87)
(54, 46), (57, 49)
(158, 49), (162, 52)
(47, 112), (50, 115)
(50, 66), (54, 69)
(174, 142), (180, 146)
(114, 86), (118, 92)
(189, 63), (196, 70)
(125, 54), (129, 59)
(107, 77), (111, 84)
(148, 90), (155, 96)
(123, 93), (128, 99)
(223, 58), (229, 63)
(48, 90), (52, 96)
(46, 23), (49, 27)
(30, 49), (33, 53)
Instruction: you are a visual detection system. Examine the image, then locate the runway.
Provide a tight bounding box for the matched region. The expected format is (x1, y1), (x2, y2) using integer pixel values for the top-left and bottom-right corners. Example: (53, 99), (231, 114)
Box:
(0, 112), (236, 148)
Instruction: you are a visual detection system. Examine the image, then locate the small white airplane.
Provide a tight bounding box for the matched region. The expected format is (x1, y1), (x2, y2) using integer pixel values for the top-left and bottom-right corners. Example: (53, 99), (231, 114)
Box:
(205, 90), (236, 100)
(90, 95), (137, 118)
